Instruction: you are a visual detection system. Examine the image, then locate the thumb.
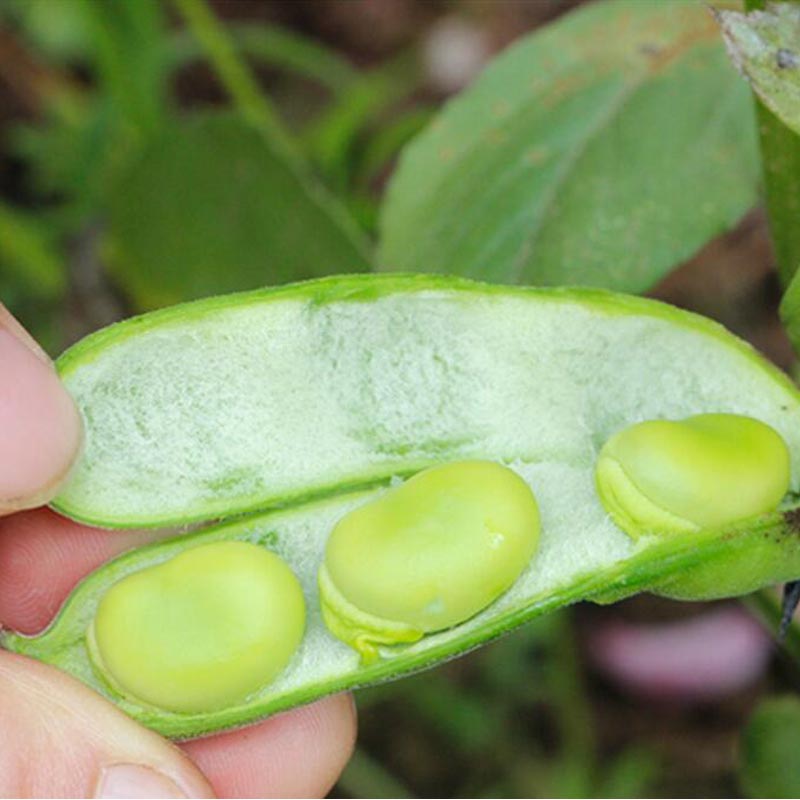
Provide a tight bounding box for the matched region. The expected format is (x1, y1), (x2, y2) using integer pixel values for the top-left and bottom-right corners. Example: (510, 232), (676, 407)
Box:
(0, 308), (214, 796)
(0, 652), (214, 798)
(0, 305), (82, 514)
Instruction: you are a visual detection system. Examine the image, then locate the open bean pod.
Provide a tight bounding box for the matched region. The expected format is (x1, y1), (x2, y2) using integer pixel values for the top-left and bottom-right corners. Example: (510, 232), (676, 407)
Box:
(5, 274), (800, 739)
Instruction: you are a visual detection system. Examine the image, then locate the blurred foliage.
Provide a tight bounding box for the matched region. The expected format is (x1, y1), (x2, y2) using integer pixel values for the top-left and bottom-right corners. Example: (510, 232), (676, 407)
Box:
(3, 0), (91, 61)
(0, 0), (420, 348)
(0, 201), (65, 298)
(739, 695), (800, 798)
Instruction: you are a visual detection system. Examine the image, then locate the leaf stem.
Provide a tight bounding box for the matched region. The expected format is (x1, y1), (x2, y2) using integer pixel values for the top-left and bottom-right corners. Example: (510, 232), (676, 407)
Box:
(167, 23), (357, 93)
(170, 0), (298, 160)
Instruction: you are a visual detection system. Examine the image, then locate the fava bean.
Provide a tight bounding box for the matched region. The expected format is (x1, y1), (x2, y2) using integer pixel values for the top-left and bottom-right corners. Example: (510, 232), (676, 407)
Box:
(595, 413), (791, 538)
(319, 461), (540, 662)
(88, 541), (305, 713)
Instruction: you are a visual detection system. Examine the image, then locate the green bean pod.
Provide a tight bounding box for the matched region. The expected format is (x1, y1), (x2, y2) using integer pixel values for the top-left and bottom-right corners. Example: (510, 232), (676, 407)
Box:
(3, 274), (800, 739)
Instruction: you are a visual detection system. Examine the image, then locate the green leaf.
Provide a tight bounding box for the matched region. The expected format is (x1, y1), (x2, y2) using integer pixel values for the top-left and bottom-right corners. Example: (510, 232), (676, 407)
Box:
(378, 0), (759, 293)
(104, 113), (372, 309)
(739, 696), (800, 798)
(718, 3), (800, 287)
(718, 3), (800, 136)
(753, 100), (800, 287)
(7, 274), (800, 739)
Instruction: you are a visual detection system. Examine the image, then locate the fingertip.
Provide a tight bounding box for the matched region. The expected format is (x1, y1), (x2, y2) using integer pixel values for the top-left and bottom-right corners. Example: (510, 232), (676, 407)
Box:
(0, 509), (152, 634)
(182, 693), (357, 798)
(0, 323), (82, 514)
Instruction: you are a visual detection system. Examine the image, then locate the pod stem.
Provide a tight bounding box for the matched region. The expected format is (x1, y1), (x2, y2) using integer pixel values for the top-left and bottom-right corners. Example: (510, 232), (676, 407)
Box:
(744, 587), (800, 665)
(781, 580), (800, 639)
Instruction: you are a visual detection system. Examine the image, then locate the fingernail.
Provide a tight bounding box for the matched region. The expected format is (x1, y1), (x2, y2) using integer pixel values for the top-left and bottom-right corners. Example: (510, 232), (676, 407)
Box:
(0, 328), (82, 512)
(95, 764), (188, 798)
(0, 303), (51, 364)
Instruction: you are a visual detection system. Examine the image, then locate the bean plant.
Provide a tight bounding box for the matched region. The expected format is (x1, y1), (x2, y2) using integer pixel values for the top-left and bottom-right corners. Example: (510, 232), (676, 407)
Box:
(3, 0), (800, 796)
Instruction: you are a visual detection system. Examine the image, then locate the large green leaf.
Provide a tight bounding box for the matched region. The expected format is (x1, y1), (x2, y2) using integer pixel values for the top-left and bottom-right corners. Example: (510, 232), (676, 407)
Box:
(752, 99), (800, 288)
(720, 1), (800, 287)
(104, 113), (371, 309)
(378, 0), (759, 293)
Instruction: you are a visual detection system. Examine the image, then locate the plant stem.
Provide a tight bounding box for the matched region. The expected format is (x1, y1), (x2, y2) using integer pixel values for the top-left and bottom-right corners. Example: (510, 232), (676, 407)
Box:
(548, 610), (596, 797)
(170, 0), (298, 161)
(755, 102), (800, 287)
(168, 23), (357, 93)
(744, 0), (800, 287)
(744, 589), (800, 665)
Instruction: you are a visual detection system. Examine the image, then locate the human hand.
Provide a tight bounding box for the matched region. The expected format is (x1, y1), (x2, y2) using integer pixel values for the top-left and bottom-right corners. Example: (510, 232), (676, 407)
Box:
(0, 304), (356, 798)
